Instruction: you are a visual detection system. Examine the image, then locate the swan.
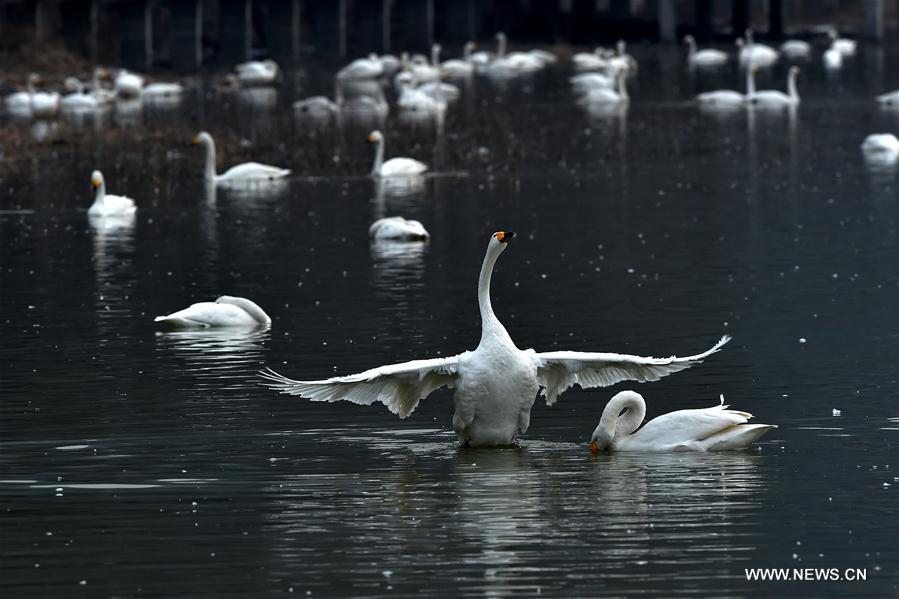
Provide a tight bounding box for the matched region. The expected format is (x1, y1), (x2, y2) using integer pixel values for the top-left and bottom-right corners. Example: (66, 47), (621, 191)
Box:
(293, 95), (338, 120)
(589, 391), (776, 452)
(370, 217), (430, 241)
(193, 131), (290, 185)
(780, 39), (811, 58)
(527, 49), (557, 66)
(143, 81), (184, 99)
(828, 29), (856, 56)
(337, 54), (384, 80)
(61, 77), (100, 111)
(684, 35), (728, 67)
(368, 130), (427, 177)
(749, 66), (800, 107)
(875, 90), (899, 106)
(408, 45), (441, 83)
(416, 62), (461, 103)
(487, 33), (544, 77)
(570, 72), (616, 92)
(235, 59), (279, 85)
(114, 69), (144, 98)
(6, 73), (59, 117)
(696, 63), (754, 108)
(396, 76), (445, 118)
(609, 40), (637, 73)
(155, 296), (271, 328)
(87, 170), (136, 217)
(578, 66), (629, 105)
(90, 68), (116, 105)
(470, 35), (501, 67)
(861, 133), (899, 155)
(377, 54), (401, 76)
(823, 44), (843, 69)
(737, 30), (778, 68)
(261, 231), (731, 447)
(441, 42), (476, 78)
(573, 47), (612, 72)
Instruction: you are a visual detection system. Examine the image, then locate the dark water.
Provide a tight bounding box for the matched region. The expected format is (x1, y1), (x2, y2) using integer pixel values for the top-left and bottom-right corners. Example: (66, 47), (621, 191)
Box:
(1, 42), (898, 597)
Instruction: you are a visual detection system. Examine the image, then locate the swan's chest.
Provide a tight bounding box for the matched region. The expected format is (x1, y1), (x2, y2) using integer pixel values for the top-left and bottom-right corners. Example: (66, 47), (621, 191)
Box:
(459, 342), (536, 391)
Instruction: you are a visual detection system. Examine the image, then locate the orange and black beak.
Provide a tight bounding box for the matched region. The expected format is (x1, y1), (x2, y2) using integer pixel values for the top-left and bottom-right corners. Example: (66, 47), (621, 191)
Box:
(91, 178), (101, 189)
(590, 440), (599, 454)
(496, 231), (515, 243)
(191, 136), (199, 145)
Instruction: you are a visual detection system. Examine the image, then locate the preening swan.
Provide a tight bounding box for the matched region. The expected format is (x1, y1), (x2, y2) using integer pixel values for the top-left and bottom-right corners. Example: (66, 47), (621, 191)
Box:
(235, 60), (280, 86)
(370, 217), (430, 241)
(861, 134), (899, 154)
(368, 130), (428, 177)
(87, 170), (136, 217)
(780, 40), (811, 58)
(684, 35), (728, 67)
(749, 66), (800, 107)
(589, 391), (776, 452)
(261, 232), (731, 447)
(192, 131), (290, 185)
(155, 296), (271, 328)
(828, 29), (856, 56)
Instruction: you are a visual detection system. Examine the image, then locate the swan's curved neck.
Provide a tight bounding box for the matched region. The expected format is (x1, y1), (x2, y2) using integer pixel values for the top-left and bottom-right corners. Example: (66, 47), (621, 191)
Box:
(464, 43), (473, 60)
(686, 37), (696, 58)
(746, 67), (756, 96)
(94, 181), (106, 205)
(203, 138), (217, 182)
(477, 243), (510, 345)
(497, 35), (506, 58)
(371, 136), (384, 176)
(431, 45), (440, 66)
(221, 297), (271, 325)
(26, 76), (37, 95)
(596, 391), (646, 445)
(787, 70), (799, 101)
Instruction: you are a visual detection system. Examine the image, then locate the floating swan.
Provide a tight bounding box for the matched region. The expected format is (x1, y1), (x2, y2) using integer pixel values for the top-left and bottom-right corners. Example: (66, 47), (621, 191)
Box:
(368, 130), (428, 177)
(5, 73), (60, 117)
(589, 391), (776, 452)
(749, 66), (800, 107)
(143, 81), (184, 99)
(87, 170), (136, 217)
(875, 90), (899, 106)
(5, 73), (40, 113)
(370, 217), (430, 241)
(609, 40), (637, 73)
(155, 296), (271, 328)
(470, 35), (501, 67)
(861, 133), (899, 155)
(293, 95), (339, 122)
(696, 63), (754, 108)
(338, 54), (384, 81)
(61, 77), (100, 111)
(578, 66), (629, 105)
(114, 69), (144, 98)
(780, 39), (811, 58)
(261, 232), (731, 447)
(828, 29), (856, 56)
(441, 42), (476, 78)
(236, 60), (279, 86)
(737, 30), (778, 67)
(570, 72), (616, 93)
(193, 131), (290, 186)
(684, 35), (728, 67)
(573, 47), (612, 72)
(823, 44), (843, 69)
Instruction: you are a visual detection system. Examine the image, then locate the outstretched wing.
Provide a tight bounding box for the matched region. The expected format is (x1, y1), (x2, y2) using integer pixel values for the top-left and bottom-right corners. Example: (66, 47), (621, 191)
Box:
(534, 335), (731, 405)
(259, 354), (463, 418)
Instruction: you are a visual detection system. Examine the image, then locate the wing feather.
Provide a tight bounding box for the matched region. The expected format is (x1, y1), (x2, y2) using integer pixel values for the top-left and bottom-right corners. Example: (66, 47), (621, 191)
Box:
(259, 354), (463, 418)
(534, 335), (731, 405)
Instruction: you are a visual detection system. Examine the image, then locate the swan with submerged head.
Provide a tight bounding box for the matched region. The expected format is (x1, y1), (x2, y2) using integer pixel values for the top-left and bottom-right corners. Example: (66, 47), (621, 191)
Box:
(193, 131), (290, 185)
(262, 232), (731, 447)
(155, 296), (271, 328)
(589, 391), (776, 452)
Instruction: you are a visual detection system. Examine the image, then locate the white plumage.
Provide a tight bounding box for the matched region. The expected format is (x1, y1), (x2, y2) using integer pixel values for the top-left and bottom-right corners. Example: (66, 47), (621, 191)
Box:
(114, 69), (144, 98)
(235, 60), (280, 86)
(876, 90), (899, 106)
(369, 217), (430, 241)
(193, 131), (290, 185)
(749, 66), (800, 107)
(87, 170), (136, 217)
(684, 35), (728, 67)
(861, 134), (899, 154)
(262, 232), (731, 447)
(155, 296), (271, 328)
(367, 130), (428, 177)
(590, 391), (776, 452)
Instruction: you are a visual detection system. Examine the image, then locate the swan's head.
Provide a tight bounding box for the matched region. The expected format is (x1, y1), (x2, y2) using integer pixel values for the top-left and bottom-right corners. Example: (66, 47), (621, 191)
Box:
(192, 131), (213, 146)
(90, 170), (104, 189)
(589, 425), (611, 454)
(790, 66), (800, 76)
(683, 34), (695, 45)
(367, 130), (383, 143)
(489, 231), (515, 252)
(496, 32), (506, 42)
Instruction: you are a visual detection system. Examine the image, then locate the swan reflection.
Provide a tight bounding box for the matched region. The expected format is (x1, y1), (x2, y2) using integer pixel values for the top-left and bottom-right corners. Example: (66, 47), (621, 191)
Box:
(90, 212), (136, 337)
(155, 327), (270, 389)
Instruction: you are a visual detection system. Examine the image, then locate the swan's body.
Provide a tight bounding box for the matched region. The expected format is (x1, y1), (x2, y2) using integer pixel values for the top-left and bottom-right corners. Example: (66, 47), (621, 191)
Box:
(579, 67), (629, 105)
(440, 42), (475, 78)
(780, 40), (811, 58)
(61, 78), (100, 111)
(114, 69), (144, 98)
(876, 90), (899, 106)
(486, 33), (545, 77)
(236, 60), (279, 86)
(262, 232), (731, 447)
(738, 31), (778, 67)
(416, 80), (461, 103)
(87, 170), (136, 217)
(573, 48), (611, 72)
(696, 64), (754, 107)
(293, 95), (338, 120)
(823, 45), (843, 69)
(590, 391), (776, 452)
(193, 131), (290, 185)
(829, 30), (856, 56)
(861, 134), (899, 154)
(369, 217), (430, 241)
(143, 82), (184, 98)
(338, 54), (384, 80)
(368, 130), (428, 177)
(749, 66), (800, 107)
(155, 295), (271, 328)
(570, 72), (616, 92)
(684, 35), (728, 67)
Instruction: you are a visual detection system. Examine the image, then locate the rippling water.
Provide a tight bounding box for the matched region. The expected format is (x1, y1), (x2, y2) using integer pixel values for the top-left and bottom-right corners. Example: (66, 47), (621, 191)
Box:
(1, 42), (898, 597)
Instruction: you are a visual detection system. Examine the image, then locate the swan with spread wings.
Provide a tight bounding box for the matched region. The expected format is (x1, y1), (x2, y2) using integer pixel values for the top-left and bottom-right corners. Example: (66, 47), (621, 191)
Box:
(261, 232), (730, 447)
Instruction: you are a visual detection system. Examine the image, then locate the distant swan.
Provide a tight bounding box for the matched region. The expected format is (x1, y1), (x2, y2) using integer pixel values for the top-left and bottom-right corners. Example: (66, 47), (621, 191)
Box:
(875, 90), (899, 106)
(87, 170), (136, 217)
(861, 133), (899, 155)
(155, 296), (271, 328)
(589, 391), (776, 452)
(779, 39), (811, 58)
(338, 54), (384, 80)
(193, 131), (290, 185)
(578, 66), (629, 105)
(261, 231), (731, 447)
(696, 64), (754, 107)
(684, 35), (728, 67)
(441, 42), (476, 78)
(828, 29), (856, 56)
(368, 130), (428, 177)
(236, 60), (279, 86)
(114, 69), (144, 98)
(823, 45), (843, 69)
(61, 77), (101, 111)
(370, 217), (430, 241)
(749, 66), (800, 107)
(737, 29), (778, 67)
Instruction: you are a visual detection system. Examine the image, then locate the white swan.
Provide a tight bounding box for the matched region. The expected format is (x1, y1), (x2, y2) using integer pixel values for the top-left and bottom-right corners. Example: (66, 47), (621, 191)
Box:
(828, 29), (856, 56)
(573, 47), (612, 72)
(737, 30), (778, 68)
(114, 69), (144, 98)
(749, 66), (800, 107)
(578, 66), (629, 105)
(61, 77), (101, 111)
(861, 133), (899, 155)
(876, 90), (899, 106)
(369, 217), (430, 241)
(143, 81), (184, 99)
(441, 42), (476, 78)
(368, 130), (428, 177)
(409, 45), (441, 83)
(261, 232), (731, 447)
(684, 35), (728, 67)
(487, 33), (544, 77)
(5, 73), (40, 113)
(293, 95), (338, 123)
(87, 170), (136, 217)
(337, 54), (384, 80)
(155, 295), (271, 328)
(589, 391), (776, 452)
(823, 44), (843, 69)
(6, 73), (60, 117)
(90, 68), (116, 105)
(193, 131), (290, 185)
(570, 72), (616, 93)
(696, 64), (754, 107)
(780, 39), (811, 58)
(609, 40), (637, 73)
(236, 60), (279, 86)
(470, 35), (501, 67)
